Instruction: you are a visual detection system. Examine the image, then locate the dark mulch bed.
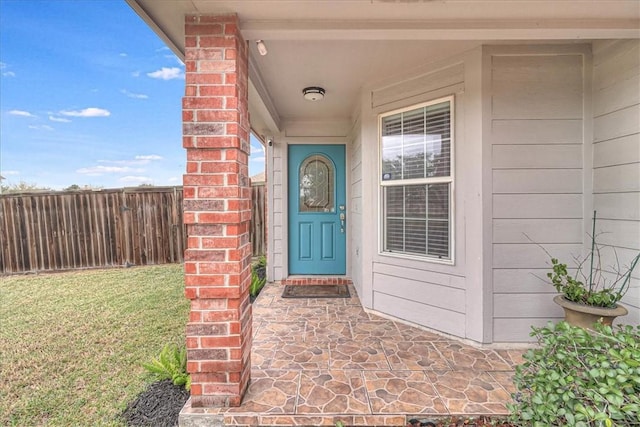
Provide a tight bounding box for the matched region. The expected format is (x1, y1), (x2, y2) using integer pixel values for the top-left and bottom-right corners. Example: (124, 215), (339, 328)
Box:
(122, 380), (189, 427)
(407, 416), (514, 426)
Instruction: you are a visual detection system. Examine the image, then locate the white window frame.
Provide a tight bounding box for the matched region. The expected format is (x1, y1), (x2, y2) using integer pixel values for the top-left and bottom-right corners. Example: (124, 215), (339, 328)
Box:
(378, 95), (455, 264)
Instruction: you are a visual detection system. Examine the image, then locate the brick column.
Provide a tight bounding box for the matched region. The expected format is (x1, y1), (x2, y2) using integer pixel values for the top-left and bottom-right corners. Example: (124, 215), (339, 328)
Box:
(182, 14), (252, 408)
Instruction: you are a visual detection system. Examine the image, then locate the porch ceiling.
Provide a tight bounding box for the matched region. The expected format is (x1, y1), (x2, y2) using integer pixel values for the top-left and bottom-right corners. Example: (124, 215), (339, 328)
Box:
(127, 0), (640, 133)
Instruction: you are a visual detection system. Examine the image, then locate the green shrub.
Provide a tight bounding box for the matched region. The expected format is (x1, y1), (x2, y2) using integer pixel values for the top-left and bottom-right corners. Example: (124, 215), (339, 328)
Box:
(250, 256), (267, 298)
(142, 344), (191, 390)
(509, 321), (640, 426)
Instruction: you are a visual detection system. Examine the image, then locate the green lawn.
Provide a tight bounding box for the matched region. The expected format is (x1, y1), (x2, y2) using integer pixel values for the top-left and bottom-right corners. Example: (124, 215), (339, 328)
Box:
(0, 264), (189, 426)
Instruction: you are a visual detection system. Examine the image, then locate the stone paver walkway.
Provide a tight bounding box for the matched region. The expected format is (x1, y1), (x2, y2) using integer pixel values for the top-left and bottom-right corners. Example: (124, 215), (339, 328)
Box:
(180, 282), (527, 426)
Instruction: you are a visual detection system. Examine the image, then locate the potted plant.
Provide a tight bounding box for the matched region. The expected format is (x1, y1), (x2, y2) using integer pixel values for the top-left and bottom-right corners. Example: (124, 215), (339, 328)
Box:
(541, 211), (639, 329)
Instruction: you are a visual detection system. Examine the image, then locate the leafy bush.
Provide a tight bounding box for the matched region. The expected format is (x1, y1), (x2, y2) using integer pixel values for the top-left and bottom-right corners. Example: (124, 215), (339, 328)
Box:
(509, 321), (640, 426)
(142, 344), (191, 390)
(250, 256), (267, 298)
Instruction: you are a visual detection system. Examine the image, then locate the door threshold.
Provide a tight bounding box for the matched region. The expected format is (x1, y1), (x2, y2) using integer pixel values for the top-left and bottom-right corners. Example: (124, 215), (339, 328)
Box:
(281, 276), (352, 285)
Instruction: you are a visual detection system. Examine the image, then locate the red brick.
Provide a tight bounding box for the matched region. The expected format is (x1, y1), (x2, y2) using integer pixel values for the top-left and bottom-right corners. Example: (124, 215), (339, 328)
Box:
(191, 299), (228, 310)
(187, 149), (222, 161)
(201, 161), (239, 174)
(185, 23), (223, 36)
(183, 97), (225, 110)
(198, 85), (237, 97)
(185, 274), (227, 286)
(201, 336), (240, 348)
(199, 212), (241, 223)
(199, 37), (237, 49)
(194, 136), (241, 149)
(186, 48), (224, 60)
(201, 236), (240, 248)
(202, 310), (239, 322)
(184, 287), (197, 299)
(199, 59), (237, 72)
(189, 73), (224, 85)
(197, 110), (239, 122)
(199, 262), (240, 274)
(198, 287), (241, 299)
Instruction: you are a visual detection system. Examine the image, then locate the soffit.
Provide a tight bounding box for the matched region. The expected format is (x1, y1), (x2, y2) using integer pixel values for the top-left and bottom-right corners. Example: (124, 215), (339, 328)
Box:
(126, 0), (640, 129)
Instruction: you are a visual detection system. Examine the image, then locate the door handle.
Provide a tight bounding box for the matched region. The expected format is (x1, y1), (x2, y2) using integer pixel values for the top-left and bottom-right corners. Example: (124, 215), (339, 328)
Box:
(339, 212), (346, 233)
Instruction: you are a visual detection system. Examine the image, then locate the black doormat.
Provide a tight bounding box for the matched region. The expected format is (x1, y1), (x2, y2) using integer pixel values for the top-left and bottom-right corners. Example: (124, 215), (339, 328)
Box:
(282, 284), (350, 298)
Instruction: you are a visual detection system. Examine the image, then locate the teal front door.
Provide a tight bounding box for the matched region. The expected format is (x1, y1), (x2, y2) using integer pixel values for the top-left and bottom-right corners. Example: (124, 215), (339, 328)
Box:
(288, 144), (346, 275)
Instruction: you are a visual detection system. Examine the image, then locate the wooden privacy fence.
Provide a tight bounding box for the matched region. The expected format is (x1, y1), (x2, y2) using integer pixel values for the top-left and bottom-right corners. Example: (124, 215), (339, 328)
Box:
(0, 184), (267, 275)
(0, 187), (186, 274)
(251, 183), (266, 257)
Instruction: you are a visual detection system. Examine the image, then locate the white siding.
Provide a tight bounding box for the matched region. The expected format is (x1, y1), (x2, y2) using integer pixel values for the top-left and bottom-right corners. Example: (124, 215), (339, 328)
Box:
(349, 118), (364, 297)
(269, 144), (286, 280)
(362, 55), (481, 340)
(592, 40), (640, 326)
(489, 48), (587, 342)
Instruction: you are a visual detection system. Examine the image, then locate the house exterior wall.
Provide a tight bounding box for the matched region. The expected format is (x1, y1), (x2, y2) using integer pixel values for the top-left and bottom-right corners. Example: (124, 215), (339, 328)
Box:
(349, 115), (364, 297)
(263, 41), (638, 344)
(592, 40), (640, 325)
(488, 45), (590, 342)
(267, 141), (286, 281)
(358, 49), (490, 342)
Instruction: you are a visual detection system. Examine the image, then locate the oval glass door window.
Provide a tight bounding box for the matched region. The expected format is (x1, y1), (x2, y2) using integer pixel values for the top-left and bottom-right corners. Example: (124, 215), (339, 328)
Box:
(299, 154), (334, 213)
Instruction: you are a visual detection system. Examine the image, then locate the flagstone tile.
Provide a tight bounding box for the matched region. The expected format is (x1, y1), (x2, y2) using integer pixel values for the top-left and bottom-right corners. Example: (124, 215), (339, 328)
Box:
(269, 342), (330, 370)
(395, 323), (451, 341)
(297, 370), (370, 414)
(225, 370), (300, 414)
(251, 305), (289, 321)
(253, 321), (306, 343)
(305, 321), (352, 341)
(350, 321), (401, 341)
(326, 305), (372, 321)
(495, 348), (528, 367)
(488, 371), (517, 394)
(364, 370), (448, 414)
(329, 341), (391, 370)
(251, 340), (276, 369)
(432, 341), (512, 371)
(426, 370), (512, 414)
(380, 340), (451, 370)
(258, 415), (354, 425)
(286, 305), (328, 321)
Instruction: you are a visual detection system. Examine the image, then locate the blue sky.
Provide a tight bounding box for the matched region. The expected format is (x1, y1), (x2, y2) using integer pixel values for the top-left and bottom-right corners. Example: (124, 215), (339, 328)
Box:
(0, 0), (265, 190)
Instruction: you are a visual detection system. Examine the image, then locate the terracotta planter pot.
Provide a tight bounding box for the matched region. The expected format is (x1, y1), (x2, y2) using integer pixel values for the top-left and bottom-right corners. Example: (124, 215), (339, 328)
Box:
(554, 295), (628, 329)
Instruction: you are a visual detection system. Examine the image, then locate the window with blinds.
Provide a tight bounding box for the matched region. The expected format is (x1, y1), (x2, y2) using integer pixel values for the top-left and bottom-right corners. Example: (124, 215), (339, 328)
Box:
(380, 97), (453, 260)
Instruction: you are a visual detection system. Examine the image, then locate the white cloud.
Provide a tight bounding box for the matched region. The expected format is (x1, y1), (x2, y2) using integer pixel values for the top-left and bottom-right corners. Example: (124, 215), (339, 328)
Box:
(29, 125), (54, 131)
(119, 52), (128, 57)
(1, 170), (20, 176)
(9, 110), (35, 117)
(49, 115), (71, 123)
(250, 144), (265, 155)
(120, 176), (153, 184)
(2, 71), (16, 77)
(167, 176), (180, 183)
(60, 107), (111, 118)
(135, 154), (163, 161)
(147, 67), (184, 80)
(121, 89), (148, 99)
(76, 165), (143, 176)
(131, 71), (141, 77)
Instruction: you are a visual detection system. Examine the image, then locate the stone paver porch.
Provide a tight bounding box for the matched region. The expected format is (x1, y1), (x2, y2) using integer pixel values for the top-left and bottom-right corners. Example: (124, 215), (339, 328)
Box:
(180, 282), (527, 426)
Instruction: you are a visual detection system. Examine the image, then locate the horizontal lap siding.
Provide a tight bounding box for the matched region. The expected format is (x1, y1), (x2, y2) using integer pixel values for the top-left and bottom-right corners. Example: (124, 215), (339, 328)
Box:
(373, 262), (465, 337)
(490, 51), (586, 342)
(370, 62), (466, 338)
(593, 40), (640, 325)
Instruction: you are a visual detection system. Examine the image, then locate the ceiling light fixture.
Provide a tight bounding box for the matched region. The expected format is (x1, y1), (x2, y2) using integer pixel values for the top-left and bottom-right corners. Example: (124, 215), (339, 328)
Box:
(256, 40), (268, 56)
(302, 86), (325, 101)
